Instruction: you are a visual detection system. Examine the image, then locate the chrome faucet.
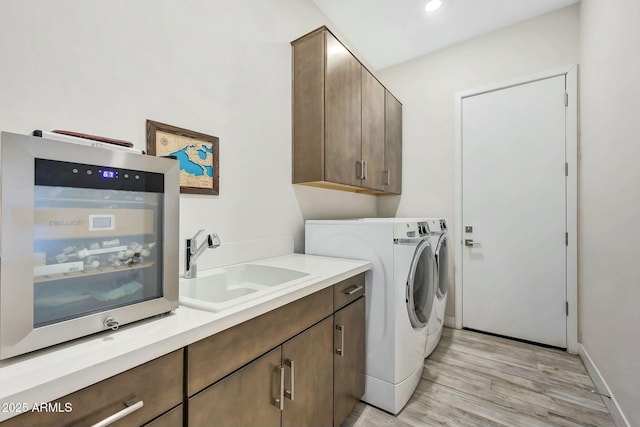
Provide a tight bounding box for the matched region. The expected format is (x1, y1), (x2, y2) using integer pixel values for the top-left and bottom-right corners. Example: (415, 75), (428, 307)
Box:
(184, 229), (221, 279)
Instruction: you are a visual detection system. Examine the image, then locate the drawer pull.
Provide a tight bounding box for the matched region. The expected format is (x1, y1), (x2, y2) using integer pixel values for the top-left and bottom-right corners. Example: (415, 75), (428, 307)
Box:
(343, 285), (363, 296)
(90, 398), (143, 427)
(336, 324), (345, 357)
(285, 359), (295, 401)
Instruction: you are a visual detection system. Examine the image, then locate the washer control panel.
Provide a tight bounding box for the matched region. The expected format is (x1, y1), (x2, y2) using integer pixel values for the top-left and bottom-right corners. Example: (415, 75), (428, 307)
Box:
(393, 221), (430, 239)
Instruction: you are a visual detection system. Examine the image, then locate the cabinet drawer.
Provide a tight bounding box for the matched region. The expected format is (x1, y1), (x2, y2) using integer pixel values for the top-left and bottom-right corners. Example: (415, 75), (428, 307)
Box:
(333, 273), (365, 311)
(0, 350), (183, 427)
(187, 286), (333, 396)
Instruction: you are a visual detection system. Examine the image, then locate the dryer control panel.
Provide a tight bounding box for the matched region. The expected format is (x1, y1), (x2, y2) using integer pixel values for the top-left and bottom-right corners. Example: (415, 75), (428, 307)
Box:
(393, 221), (430, 239)
(426, 218), (448, 234)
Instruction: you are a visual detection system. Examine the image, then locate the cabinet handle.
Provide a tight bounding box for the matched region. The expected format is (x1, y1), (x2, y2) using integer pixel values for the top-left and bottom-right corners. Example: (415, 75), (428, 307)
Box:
(90, 398), (143, 427)
(336, 324), (345, 357)
(384, 170), (391, 186)
(273, 366), (285, 410)
(362, 161), (368, 180)
(343, 285), (363, 295)
(356, 160), (362, 180)
(284, 359), (295, 401)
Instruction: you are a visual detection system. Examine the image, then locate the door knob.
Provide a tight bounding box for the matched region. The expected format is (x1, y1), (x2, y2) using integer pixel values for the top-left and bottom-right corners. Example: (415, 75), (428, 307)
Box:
(465, 239), (481, 247)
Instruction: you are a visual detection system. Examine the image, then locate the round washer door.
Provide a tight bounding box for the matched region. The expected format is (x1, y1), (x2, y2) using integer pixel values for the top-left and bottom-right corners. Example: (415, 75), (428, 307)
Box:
(406, 239), (436, 328)
(435, 234), (449, 300)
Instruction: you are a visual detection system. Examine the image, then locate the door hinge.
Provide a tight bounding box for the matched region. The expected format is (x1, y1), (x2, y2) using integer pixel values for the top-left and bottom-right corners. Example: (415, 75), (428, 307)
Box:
(565, 162), (568, 176)
(565, 232), (568, 246)
(566, 301), (569, 316)
(564, 92), (569, 106)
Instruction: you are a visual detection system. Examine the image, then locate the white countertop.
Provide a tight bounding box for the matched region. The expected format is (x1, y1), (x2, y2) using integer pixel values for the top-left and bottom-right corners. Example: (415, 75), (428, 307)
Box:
(0, 253), (371, 422)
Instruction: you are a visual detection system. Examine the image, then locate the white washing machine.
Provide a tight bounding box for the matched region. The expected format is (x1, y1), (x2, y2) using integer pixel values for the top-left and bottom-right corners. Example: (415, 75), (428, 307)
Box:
(424, 218), (449, 358)
(305, 219), (435, 414)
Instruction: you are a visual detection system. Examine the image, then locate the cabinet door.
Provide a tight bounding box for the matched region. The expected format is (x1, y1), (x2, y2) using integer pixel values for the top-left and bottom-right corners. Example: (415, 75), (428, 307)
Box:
(188, 348), (282, 427)
(384, 91), (402, 194)
(334, 297), (366, 427)
(292, 29), (325, 184)
(282, 317), (334, 427)
(361, 68), (385, 191)
(325, 32), (362, 187)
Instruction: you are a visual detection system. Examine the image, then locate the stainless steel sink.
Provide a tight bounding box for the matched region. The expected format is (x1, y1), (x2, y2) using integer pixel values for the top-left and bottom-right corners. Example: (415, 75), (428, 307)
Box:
(179, 263), (312, 312)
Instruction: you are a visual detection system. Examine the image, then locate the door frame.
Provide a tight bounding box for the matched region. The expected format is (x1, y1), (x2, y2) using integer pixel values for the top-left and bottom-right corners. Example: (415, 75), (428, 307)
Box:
(453, 65), (578, 354)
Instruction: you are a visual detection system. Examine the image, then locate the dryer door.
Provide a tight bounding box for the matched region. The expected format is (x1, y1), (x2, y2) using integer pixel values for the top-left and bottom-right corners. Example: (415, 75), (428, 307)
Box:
(406, 239), (435, 328)
(435, 234), (449, 300)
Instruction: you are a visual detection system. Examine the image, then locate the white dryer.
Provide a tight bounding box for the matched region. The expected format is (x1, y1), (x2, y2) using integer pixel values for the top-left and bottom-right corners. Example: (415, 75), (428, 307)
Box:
(424, 218), (449, 358)
(305, 219), (435, 414)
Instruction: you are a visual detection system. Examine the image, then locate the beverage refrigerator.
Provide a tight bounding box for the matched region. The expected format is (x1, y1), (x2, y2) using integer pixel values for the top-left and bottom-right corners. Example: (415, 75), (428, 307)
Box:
(0, 132), (179, 359)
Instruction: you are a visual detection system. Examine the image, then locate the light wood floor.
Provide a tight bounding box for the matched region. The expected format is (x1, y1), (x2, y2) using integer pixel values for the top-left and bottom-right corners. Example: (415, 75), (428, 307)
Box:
(344, 328), (615, 427)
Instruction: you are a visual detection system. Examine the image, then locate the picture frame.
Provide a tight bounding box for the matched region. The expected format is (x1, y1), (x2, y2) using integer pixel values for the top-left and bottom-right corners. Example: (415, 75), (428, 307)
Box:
(146, 120), (219, 195)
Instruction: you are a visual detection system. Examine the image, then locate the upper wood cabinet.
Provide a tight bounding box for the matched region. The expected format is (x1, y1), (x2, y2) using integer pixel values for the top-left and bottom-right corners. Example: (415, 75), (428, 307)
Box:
(292, 26), (402, 195)
(361, 69), (386, 191)
(324, 31), (362, 188)
(385, 91), (402, 194)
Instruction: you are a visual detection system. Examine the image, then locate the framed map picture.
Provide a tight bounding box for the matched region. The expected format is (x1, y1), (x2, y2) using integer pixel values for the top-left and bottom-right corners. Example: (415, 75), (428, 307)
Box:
(146, 120), (219, 195)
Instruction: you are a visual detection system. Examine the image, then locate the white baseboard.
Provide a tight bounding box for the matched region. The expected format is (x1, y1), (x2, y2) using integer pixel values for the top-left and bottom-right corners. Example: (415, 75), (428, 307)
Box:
(444, 316), (455, 328)
(578, 343), (630, 427)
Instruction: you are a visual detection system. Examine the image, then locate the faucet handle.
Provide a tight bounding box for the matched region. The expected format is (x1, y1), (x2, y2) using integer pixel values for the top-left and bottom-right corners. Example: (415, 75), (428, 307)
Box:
(209, 233), (221, 248)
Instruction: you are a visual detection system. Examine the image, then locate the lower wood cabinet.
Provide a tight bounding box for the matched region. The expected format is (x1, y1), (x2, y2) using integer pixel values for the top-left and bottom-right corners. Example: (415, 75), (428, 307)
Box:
(188, 317), (334, 427)
(187, 274), (366, 427)
(1, 274), (367, 427)
(188, 348), (282, 427)
(334, 297), (366, 427)
(282, 317), (333, 427)
(0, 350), (183, 427)
(187, 288), (334, 397)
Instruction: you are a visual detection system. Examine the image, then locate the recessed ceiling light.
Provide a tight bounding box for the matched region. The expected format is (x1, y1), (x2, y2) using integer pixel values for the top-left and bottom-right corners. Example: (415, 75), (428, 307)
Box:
(425, 0), (442, 12)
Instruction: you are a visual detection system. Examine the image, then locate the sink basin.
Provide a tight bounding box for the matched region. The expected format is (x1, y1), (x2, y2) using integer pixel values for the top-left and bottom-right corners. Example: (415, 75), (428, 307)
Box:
(179, 263), (312, 312)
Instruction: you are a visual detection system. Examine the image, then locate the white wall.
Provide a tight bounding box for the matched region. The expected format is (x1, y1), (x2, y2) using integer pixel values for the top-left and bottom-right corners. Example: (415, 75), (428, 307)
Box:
(376, 5), (580, 317)
(0, 0), (377, 271)
(580, 0), (640, 425)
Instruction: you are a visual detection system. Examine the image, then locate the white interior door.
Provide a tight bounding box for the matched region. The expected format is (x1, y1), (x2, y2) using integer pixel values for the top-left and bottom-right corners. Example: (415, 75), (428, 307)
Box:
(461, 75), (567, 348)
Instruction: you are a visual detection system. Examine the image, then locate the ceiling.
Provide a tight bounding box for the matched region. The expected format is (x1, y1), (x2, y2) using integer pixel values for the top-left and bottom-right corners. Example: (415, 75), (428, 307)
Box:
(312, 0), (579, 70)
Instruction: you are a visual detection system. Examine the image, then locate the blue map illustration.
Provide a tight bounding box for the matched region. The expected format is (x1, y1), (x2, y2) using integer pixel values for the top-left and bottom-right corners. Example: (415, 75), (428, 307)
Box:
(170, 144), (214, 178)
